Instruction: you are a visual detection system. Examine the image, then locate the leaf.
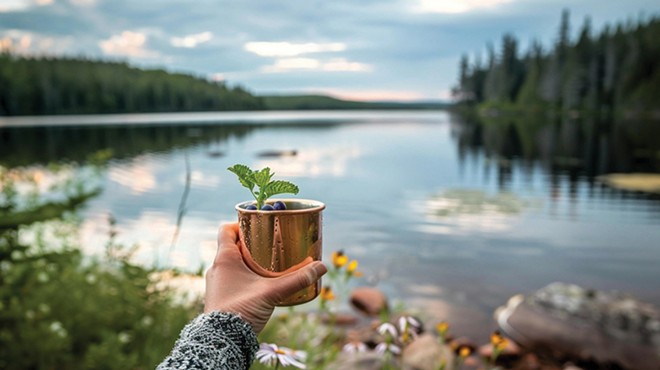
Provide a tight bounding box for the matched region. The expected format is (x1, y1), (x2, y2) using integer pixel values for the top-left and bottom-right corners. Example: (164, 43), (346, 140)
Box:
(263, 180), (299, 198)
(227, 164), (254, 190)
(253, 167), (274, 188)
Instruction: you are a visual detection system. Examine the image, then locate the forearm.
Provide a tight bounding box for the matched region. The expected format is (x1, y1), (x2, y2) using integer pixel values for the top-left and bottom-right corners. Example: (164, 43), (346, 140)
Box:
(157, 311), (259, 370)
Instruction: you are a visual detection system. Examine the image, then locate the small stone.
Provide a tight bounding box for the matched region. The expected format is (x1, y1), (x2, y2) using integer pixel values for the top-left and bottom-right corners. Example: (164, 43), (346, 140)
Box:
(350, 287), (389, 317)
(402, 334), (455, 370)
(331, 351), (392, 370)
(321, 313), (359, 327)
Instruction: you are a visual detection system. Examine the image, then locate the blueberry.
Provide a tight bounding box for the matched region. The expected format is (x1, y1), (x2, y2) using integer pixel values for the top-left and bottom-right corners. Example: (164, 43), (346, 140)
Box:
(245, 204), (257, 210)
(260, 204), (274, 211)
(273, 201), (287, 210)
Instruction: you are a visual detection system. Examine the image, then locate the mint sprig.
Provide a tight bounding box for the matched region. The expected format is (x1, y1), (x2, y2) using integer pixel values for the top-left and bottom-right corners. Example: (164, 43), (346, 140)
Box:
(228, 164), (299, 209)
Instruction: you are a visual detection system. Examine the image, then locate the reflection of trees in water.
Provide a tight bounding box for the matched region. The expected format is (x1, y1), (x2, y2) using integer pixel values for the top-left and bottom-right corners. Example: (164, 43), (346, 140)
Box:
(452, 113), (660, 205)
(0, 124), (260, 167)
(0, 122), (343, 168)
(454, 113), (660, 174)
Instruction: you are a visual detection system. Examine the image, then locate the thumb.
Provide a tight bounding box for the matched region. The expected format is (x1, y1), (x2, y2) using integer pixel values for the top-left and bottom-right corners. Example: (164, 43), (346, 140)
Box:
(267, 261), (327, 303)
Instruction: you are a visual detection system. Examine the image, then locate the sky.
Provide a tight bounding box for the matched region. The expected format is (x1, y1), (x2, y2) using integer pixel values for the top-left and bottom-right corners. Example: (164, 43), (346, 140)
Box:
(1, 0), (659, 102)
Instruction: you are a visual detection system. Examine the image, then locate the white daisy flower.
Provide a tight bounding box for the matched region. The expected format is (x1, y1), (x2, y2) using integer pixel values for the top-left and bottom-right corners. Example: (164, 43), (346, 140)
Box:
(377, 322), (398, 338)
(342, 341), (368, 353)
(256, 343), (306, 369)
(375, 342), (401, 355)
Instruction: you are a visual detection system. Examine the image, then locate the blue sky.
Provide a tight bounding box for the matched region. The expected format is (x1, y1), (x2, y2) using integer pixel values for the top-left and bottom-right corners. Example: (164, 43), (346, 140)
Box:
(1, 0), (658, 101)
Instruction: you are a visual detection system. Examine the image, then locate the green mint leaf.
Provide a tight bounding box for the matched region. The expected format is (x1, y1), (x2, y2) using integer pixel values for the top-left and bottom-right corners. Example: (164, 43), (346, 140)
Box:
(253, 167), (274, 188)
(263, 180), (299, 198)
(227, 164), (255, 191)
(228, 164), (300, 209)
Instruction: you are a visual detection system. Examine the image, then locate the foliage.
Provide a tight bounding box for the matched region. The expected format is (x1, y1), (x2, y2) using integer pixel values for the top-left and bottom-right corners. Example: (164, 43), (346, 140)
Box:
(0, 160), (198, 370)
(452, 10), (660, 114)
(0, 53), (265, 116)
(227, 164), (299, 209)
(262, 95), (448, 110)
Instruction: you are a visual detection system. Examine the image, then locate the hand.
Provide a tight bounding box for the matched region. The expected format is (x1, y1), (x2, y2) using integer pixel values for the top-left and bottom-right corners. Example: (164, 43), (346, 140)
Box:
(204, 223), (327, 334)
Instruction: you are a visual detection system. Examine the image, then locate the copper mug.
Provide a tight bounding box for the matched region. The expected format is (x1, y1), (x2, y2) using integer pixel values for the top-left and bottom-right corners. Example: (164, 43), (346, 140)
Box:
(235, 199), (325, 306)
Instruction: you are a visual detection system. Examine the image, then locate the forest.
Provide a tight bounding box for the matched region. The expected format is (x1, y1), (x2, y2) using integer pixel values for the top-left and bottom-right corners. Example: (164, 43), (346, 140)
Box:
(452, 10), (660, 114)
(0, 54), (266, 115)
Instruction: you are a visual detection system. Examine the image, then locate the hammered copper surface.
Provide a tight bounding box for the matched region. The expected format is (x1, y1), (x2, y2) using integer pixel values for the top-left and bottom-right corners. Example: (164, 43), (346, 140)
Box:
(236, 199), (324, 306)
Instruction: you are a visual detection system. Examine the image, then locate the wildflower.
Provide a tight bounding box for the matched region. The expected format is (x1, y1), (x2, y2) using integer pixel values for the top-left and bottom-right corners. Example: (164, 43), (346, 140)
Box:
(375, 342), (401, 355)
(398, 316), (421, 344)
(489, 331), (509, 364)
(320, 287), (335, 301)
(332, 250), (348, 268)
(345, 260), (363, 277)
(436, 321), (449, 338)
(342, 341), (368, 353)
(490, 331), (508, 352)
(377, 322), (398, 339)
(458, 346), (471, 358)
(256, 343), (306, 369)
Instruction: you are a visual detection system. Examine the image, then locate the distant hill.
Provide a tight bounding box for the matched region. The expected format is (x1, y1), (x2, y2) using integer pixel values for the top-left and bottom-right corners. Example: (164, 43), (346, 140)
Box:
(0, 53), (448, 116)
(263, 94), (449, 110)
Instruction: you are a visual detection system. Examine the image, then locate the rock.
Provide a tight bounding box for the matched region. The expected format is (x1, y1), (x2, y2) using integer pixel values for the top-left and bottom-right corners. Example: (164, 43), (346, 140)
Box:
(494, 282), (660, 370)
(321, 312), (360, 327)
(402, 334), (454, 370)
(350, 287), (389, 317)
(331, 351), (393, 370)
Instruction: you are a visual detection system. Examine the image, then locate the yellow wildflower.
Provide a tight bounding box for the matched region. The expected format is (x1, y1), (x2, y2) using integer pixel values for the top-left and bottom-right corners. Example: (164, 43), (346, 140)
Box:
(346, 259), (363, 277)
(490, 331), (508, 351)
(332, 250), (348, 268)
(436, 321), (449, 337)
(459, 346), (471, 358)
(320, 287), (335, 301)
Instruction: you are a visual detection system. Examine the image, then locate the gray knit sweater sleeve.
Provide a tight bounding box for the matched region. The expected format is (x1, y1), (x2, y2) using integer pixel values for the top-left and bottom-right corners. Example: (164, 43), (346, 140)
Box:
(157, 311), (260, 370)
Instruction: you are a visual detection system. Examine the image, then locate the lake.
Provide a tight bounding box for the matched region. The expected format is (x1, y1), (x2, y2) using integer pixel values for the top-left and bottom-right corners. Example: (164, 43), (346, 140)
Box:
(2, 110), (659, 340)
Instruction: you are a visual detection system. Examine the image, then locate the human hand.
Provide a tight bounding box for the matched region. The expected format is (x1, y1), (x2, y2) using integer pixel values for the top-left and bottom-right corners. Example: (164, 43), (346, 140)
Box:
(204, 223), (327, 334)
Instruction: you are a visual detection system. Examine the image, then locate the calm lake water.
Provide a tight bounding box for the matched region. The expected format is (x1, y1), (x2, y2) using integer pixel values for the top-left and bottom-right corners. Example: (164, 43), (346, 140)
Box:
(2, 110), (660, 339)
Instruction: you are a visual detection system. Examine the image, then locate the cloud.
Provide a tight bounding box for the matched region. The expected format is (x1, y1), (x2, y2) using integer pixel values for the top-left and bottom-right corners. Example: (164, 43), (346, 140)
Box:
(414, 0), (515, 14)
(244, 41), (346, 57)
(262, 57), (371, 73)
(99, 30), (159, 58)
(69, 0), (97, 6)
(0, 29), (69, 55)
(0, 0), (29, 12)
(170, 31), (212, 48)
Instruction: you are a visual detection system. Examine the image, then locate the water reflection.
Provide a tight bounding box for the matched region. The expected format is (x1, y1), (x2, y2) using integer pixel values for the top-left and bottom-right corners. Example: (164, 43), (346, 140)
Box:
(452, 113), (660, 188)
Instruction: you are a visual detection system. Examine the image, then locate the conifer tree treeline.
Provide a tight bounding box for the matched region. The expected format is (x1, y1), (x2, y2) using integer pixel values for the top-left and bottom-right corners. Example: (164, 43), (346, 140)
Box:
(452, 10), (660, 113)
(0, 54), (265, 115)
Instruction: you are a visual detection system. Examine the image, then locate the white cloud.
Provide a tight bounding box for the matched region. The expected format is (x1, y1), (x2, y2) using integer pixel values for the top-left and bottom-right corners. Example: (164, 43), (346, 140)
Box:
(171, 31), (213, 48)
(69, 0), (96, 6)
(262, 57), (372, 73)
(322, 58), (372, 72)
(244, 41), (346, 57)
(262, 57), (321, 72)
(0, 0), (30, 12)
(414, 0), (514, 14)
(0, 30), (66, 55)
(35, 0), (54, 5)
(99, 31), (159, 58)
